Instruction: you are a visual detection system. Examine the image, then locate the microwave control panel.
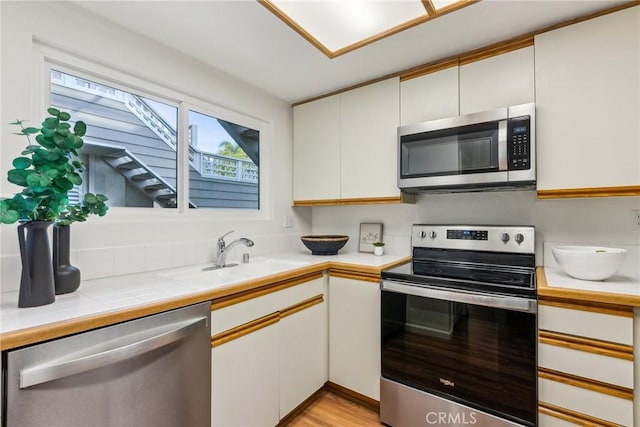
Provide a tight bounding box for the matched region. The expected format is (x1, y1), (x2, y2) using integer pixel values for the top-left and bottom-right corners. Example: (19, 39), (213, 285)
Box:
(507, 116), (531, 170)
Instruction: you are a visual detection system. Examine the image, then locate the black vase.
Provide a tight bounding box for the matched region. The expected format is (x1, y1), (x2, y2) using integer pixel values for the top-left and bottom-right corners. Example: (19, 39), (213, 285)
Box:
(53, 224), (81, 295)
(17, 221), (56, 308)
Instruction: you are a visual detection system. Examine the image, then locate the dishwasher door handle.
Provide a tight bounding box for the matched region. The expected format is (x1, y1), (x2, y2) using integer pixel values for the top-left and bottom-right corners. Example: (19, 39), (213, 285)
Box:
(20, 316), (208, 389)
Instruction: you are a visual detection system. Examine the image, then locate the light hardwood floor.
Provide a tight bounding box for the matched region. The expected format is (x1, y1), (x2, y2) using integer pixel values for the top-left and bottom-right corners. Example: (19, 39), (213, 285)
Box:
(284, 390), (383, 426)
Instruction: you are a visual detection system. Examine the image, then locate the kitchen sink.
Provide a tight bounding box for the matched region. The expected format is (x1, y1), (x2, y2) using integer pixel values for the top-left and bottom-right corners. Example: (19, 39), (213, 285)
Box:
(157, 258), (311, 289)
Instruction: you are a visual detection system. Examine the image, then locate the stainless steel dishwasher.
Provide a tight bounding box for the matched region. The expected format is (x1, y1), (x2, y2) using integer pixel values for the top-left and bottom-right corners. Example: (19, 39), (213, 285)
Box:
(2, 302), (211, 427)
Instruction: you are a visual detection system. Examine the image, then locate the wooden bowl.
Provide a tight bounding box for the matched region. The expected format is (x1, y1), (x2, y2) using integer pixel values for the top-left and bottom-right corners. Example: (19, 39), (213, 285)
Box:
(301, 235), (349, 255)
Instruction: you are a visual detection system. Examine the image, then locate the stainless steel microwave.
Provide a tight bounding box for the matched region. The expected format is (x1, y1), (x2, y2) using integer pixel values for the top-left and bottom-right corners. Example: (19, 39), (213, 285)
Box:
(398, 103), (535, 193)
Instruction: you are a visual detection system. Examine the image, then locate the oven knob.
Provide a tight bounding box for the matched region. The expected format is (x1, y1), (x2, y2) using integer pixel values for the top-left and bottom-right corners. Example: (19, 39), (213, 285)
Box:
(515, 233), (525, 244)
(501, 233), (510, 243)
(429, 230), (437, 239)
(419, 230), (427, 239)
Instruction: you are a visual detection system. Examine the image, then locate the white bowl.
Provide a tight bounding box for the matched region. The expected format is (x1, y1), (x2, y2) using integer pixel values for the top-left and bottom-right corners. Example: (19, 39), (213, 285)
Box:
(552, 246), (627, 281)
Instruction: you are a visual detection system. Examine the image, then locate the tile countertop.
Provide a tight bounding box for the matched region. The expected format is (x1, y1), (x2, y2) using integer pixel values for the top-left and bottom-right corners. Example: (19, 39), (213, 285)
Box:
(0, 251), (410, 350)
(538, 242), (640, 307)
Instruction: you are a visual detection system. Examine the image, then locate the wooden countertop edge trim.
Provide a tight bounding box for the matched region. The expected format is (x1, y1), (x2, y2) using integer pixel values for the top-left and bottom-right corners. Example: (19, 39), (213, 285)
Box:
(537, 267), (640, 308)
(0, 257), (410, 351)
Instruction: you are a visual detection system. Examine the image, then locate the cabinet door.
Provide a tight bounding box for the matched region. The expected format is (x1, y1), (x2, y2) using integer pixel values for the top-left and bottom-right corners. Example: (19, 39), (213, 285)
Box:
(400, 66), (459, 125)
(340, 78), (400, 200)
(459, 47), (534, 114)
(293, 95), (341, 201)
(212, 323), (279, 427)
(329, 276), (380, 400)
(535, 7), (640, 191)
(279, 297), (328, 417)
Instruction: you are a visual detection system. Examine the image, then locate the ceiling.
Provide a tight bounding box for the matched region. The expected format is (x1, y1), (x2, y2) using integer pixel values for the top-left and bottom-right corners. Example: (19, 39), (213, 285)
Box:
(70, 1), (626, 104)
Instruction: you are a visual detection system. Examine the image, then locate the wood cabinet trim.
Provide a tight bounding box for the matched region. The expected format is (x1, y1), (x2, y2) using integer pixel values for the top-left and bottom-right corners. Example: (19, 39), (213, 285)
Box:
(325, 381), (380, 413)
(280, 295), (324, 319)
(458, 35), (534, 66)
(210, 272), (324, 310)
(293, 196), (412, 206)
(537, 267), (640, 307)
(212, 294), (325, 347)
(539, 330), (634, 360)
(538, 298), (634, 318)
(211, 312), (280, 348)
(539, 402), (622, 427)
(329, 270), (381, 283)
(537, 185), (640, 199)
(539, 298), (635, 317)
(538, 368), (633, 400)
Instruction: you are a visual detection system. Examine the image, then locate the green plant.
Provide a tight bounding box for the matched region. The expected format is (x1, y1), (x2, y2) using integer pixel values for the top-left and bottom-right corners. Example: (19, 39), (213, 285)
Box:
(56, 193), (109, 225)
(0, 107), (108, 224)
(373, 241), (385, 247)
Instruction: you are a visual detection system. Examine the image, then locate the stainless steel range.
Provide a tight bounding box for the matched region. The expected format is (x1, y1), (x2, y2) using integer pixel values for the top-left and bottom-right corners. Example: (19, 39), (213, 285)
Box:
(380, 225), (537, 427)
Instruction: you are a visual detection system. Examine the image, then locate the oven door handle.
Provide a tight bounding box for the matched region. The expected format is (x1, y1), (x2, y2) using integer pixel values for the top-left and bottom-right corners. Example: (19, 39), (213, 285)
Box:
(381, 280), (537, 313)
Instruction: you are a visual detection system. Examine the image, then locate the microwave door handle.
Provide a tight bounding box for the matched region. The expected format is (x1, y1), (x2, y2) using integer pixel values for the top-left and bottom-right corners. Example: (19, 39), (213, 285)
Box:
(381, 280), (536, 314)
(498, 119), (508, 171)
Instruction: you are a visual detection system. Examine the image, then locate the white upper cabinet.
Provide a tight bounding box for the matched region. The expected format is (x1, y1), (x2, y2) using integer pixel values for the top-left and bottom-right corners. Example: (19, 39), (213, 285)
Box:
(535, 7), (640, 191)
(400, 47), (534, 125)
(400, 66), (459, 125)
(293, 78), (401, 203)
(293, 95), (341, 201)
(459, 47), (535, 114)
(340, 78), (400, 200)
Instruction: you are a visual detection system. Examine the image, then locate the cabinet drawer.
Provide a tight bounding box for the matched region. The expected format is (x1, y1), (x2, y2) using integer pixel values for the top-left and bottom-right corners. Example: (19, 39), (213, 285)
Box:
(211, 274), (325, 334)
(538, 304), (633, 345)
(538, 376), (633, 426)
(538, 340), (633, 388)
(538, 412), (579, 427)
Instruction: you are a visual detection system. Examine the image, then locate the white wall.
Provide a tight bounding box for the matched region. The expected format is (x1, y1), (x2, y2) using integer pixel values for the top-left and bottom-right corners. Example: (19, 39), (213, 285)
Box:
(311, 191), (640, 265)
(0, 1), (311, 292)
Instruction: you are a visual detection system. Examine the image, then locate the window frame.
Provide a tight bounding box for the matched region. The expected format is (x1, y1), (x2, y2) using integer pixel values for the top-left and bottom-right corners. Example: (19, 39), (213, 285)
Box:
(36, 45), (270, 222)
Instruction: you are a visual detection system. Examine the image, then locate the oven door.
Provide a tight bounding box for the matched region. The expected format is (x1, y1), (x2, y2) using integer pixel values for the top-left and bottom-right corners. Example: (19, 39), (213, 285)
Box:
(381, 280), (537, 426)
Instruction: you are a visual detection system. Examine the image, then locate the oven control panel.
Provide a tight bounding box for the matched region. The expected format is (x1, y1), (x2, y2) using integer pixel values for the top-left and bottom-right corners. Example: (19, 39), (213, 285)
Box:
(446, 229), (488, 240)
(413, 225), (535, 254)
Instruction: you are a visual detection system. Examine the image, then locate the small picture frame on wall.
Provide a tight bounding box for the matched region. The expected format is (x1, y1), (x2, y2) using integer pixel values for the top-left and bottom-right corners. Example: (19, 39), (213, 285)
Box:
(359, 222), (383, 253)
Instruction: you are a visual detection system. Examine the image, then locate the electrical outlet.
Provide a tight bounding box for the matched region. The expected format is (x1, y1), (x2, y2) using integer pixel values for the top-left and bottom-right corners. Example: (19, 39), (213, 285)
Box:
(632, 210), (640, 231)
(283, 215), (294, 228)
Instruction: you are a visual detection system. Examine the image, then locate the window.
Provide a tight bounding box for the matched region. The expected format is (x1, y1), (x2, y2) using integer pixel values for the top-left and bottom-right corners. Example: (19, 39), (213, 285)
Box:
(188, 110), (259, 209)
(49, 69), (260, 210)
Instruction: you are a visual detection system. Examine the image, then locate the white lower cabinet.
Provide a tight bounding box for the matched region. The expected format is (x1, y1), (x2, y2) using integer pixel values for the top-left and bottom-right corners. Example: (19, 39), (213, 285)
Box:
(212, 322), (280, 427)
(329, 275), (380, 400)
(211, 275), (328, 427)
(279, 299), (328, 417)
(538, 300), (636, 426)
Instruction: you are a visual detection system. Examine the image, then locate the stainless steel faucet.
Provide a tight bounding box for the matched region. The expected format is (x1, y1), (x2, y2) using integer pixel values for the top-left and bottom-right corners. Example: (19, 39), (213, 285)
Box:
(215, 231), (254, 268)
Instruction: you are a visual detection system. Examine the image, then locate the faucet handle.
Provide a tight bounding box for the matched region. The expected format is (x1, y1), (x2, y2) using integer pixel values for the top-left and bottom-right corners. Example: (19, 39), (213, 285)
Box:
(218, 230), (234, 243)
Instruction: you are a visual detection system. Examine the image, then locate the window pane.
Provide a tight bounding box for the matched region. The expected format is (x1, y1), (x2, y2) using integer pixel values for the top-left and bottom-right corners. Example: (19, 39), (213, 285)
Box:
(51, 70), (178, 208)
(188, 110), (259, 209)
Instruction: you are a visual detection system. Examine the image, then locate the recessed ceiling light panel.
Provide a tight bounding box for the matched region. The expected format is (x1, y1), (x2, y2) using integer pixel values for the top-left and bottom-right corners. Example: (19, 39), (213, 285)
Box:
(261, 0), (480, 57)
(270, 0), (428, 52)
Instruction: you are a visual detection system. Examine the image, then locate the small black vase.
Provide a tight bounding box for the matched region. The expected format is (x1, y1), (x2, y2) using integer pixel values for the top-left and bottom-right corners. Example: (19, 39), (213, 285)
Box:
(17, 221), (56, 308)
(53, 224), (81, 295)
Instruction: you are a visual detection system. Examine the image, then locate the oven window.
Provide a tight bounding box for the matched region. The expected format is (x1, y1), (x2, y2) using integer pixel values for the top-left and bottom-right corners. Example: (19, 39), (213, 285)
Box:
(400, 122), (499, 178)
(381, 290), (536, 426)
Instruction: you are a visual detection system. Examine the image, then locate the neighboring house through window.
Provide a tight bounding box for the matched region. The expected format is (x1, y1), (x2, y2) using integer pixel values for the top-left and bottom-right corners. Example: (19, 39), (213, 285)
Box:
(50, 69), (260, 210)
